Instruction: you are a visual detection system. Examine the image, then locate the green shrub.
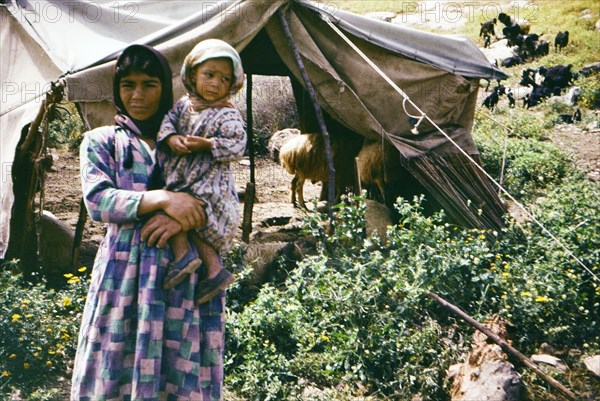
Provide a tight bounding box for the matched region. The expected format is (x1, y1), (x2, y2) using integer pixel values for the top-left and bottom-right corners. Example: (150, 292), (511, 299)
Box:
(477, 136), (576, 201)
(225, 192), (599, 400)
(47, 103), (84, 150)
(577, 73), (600, 110)
(0, 264), (88, 398)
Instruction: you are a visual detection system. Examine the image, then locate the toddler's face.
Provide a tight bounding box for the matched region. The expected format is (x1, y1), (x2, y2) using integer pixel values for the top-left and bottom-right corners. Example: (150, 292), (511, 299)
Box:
(194, 58), (233, 102)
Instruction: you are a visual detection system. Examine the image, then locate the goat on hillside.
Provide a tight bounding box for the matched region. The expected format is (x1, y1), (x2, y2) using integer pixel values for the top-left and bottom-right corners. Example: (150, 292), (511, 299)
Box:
(554, 31), (569, 52)
(480, 18), (497, 48)
(482, 85), (506, 111)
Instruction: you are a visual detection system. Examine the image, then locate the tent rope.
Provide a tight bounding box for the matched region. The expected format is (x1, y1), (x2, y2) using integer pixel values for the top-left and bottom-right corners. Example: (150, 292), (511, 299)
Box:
(321, 15), (598, 283)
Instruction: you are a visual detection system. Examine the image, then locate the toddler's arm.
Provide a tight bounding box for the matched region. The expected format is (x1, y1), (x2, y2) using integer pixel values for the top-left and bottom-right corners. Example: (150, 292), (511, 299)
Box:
(166, 134), (192, 155)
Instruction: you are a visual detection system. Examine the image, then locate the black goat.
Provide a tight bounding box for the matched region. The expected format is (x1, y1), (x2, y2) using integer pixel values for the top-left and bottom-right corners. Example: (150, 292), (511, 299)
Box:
(480, 18), (496, 48)
(579, 62), (600, 77)
(523, 84), (556, 109)
(554, 31), (569, 52)
(506, 88), (516, 108)
(534, 40), (550, 58)
(520, 68), (536, 86)
(502, 56), (523, 68)
(499, 12), (530, 33)
(538, 64), (575, 91)
(483, 85), (506, 110)
(558, 108), (581, 124)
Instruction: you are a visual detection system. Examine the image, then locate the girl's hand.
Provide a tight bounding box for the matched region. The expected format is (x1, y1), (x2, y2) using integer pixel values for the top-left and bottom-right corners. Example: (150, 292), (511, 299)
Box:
(166, 134), (191, 155)
(183, 136), (212, 153)
(162, 192), (206, 231)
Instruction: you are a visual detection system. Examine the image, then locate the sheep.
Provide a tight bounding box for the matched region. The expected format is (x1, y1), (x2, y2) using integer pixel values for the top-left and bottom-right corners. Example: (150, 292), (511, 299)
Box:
(554, 31), (569, 52)
(356, 139), (404, 203)
(267, 128), (300, 163)
(482, 85), (506, 110)
(279, 133), (328, 208)
(279, 130), (363, 208)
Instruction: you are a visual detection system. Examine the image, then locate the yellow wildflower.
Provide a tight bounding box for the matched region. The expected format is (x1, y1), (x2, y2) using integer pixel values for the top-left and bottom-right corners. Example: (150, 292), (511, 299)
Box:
(9, 354), (16, 359)
(63, 273), (73, 278)
(23, 363), (30, 369)
(46, 361), (53, 368)
(11, 314), (21, 321)
(1, 371), (9, 377)
(78, 266), (87, 273)
(521, 291), (532, 297)
(535, 296), (550, 302)
(62, 297), (72, 307)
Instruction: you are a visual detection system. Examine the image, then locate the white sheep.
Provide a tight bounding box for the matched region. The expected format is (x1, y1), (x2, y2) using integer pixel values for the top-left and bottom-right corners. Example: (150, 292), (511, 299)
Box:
(267, 128), (300, 163)
(356, 139), (403, 203)
(279, 133), (331, 208)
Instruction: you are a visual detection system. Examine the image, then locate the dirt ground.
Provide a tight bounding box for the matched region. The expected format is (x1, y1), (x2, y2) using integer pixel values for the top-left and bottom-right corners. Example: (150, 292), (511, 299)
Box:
(43, 150), (322, 268)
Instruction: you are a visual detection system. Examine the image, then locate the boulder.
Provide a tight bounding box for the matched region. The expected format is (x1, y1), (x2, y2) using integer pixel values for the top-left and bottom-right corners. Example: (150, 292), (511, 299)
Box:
(39, 210), (75, 275)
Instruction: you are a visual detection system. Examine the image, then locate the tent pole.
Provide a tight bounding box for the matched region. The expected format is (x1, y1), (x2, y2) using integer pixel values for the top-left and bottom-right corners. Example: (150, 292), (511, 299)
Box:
(278, 9), (335, 219)
(241, 74), (256, 243)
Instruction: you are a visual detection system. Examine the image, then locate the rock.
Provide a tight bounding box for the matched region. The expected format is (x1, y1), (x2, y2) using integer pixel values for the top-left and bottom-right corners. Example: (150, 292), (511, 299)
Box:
(451, 315), (521, 401)
(241, 241), (303, 285)
(364, 200), (393, 245)
(365, 11), (396, 22)
(582, 355), (600, 377)
(39, 210), (75, 275)
(531, 354), (569, 372)
(579, 9), (592, 19)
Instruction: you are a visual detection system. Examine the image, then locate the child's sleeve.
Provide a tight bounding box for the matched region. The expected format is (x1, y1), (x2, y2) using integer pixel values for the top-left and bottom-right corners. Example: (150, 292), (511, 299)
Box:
(157, 99), (185, 145)
(211, 109), (247, 163)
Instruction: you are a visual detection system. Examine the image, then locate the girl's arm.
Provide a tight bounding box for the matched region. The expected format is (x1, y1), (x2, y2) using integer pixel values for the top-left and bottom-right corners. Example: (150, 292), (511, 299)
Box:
(80, 127), (204, 230)
(208, 109), (247, 162)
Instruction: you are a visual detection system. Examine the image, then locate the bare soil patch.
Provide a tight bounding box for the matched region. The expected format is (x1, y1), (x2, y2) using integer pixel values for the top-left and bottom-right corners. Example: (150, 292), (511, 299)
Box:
(43, 150), (321, 268)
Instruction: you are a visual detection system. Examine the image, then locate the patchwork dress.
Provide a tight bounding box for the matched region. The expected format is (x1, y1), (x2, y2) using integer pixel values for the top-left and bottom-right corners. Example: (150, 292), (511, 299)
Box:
(71, 125), (225, 401)
(157, 97), (246, 254)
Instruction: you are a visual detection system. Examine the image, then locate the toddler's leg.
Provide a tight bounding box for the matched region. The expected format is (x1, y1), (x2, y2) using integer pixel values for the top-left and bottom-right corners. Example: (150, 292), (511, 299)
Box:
(163, 232), (202, 290)
(189, 233), (235, 305)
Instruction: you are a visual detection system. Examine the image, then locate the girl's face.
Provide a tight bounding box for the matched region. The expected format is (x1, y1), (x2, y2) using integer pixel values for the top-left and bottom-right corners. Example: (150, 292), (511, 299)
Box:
(118, 71), (162, 121)
(194, 58), (233, 102)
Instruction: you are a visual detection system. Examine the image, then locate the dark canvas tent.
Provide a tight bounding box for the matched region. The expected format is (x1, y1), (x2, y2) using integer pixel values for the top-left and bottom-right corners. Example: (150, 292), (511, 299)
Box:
(1, 0), (508, 264)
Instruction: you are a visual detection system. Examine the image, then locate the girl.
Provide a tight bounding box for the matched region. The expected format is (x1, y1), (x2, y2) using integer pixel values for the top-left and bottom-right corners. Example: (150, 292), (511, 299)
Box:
(157, 39), (246, 304)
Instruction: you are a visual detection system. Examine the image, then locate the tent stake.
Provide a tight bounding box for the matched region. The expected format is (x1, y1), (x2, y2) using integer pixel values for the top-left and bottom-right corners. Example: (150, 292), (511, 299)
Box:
(426, 291), (577, 401)
(278, 9), (335, 219)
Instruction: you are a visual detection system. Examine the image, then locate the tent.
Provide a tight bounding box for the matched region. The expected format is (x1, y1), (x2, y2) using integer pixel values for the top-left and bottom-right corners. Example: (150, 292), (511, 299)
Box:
(1, 0), (508, 265)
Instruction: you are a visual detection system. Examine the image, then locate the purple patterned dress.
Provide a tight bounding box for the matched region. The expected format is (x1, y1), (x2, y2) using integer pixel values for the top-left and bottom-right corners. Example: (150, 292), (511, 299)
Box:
(71, 125), (225, 401)
(157, 97), (246, 254)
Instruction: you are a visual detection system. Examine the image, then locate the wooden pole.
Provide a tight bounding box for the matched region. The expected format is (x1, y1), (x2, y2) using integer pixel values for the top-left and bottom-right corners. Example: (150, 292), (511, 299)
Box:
(278, 8), (335, 219)
(241, 74), (255, 242)
(426, 291), (578, 401)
